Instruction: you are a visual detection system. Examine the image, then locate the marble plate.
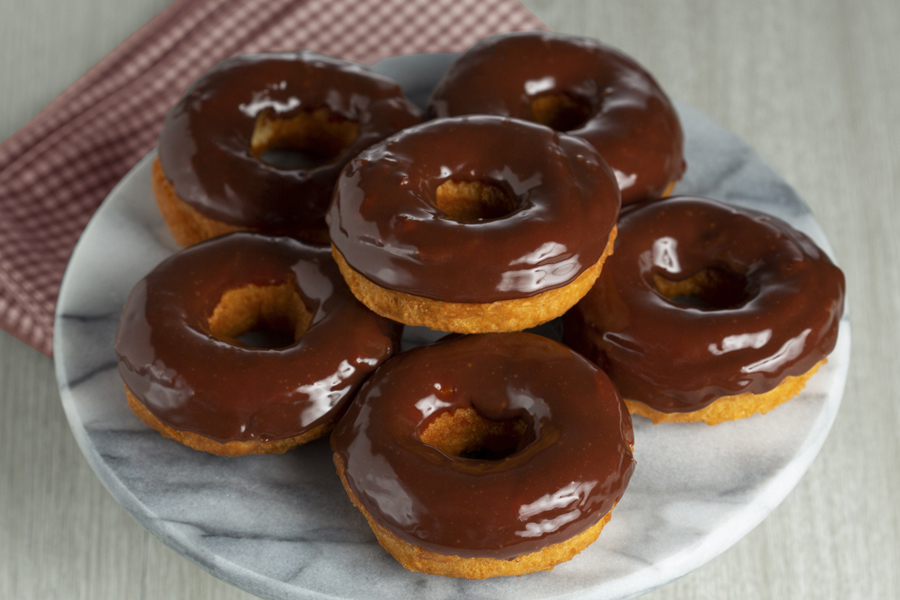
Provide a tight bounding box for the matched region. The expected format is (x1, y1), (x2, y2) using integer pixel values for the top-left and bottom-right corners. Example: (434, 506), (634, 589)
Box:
(54, 53), (850, 600)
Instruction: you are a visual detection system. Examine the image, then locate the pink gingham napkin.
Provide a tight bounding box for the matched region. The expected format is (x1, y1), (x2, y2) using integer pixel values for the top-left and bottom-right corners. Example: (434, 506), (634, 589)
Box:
(0, 0), (547, 356)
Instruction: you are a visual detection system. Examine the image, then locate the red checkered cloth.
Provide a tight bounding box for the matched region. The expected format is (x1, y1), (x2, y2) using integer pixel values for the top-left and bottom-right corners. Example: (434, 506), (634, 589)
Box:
(0, 0), (547, 357)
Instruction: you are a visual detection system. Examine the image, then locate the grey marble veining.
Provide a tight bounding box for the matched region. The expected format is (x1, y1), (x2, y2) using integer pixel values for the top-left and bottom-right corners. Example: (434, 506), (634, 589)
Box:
(54, 54), (850, 600)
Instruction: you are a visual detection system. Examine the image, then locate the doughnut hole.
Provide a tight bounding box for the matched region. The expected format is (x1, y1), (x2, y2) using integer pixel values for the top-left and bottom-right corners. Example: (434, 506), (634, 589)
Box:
(531, 92), (593, 132)
(419, 407), (531, 460)
(208, 282), (312, 349)
(435, 180), (519, 222)
(251, 107), (358, 168)
(653, 266), (756, 310)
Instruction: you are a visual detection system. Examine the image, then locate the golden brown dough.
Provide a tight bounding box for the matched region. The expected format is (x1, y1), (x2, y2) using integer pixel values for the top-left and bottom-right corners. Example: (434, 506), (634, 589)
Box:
(333, 453), (616, 579)
(626, 360), (826, 426)
(332, 227), (616, 334)
(125, 386), (328, 456)
(152, 156), (244, 247)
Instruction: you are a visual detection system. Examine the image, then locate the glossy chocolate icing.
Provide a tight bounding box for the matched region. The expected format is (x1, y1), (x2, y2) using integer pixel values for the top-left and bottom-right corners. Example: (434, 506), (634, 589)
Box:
(115, 232), (400, 442)
(331, 333), (635, 559)
(327, 115), (621, 303)
(564, 197), (845, 413)
(428, 31), (685, 205)
(157, 52), (422, 239)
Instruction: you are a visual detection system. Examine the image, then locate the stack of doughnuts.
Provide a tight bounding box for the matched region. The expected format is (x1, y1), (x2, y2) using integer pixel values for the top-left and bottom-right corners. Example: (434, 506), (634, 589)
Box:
(116, 30), (844, 580)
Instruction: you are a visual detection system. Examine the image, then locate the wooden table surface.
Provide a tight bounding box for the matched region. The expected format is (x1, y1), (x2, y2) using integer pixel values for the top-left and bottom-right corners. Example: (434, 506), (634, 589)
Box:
(2, 1), (898, 598)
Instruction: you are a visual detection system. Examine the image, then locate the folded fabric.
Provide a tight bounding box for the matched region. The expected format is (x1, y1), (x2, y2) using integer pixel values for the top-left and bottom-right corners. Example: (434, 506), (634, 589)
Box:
(0, 0), (546, 356)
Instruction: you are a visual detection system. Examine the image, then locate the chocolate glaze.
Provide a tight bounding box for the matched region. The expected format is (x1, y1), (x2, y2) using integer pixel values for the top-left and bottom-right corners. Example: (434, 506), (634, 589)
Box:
(564, 197), (845, 413)
(330, 332), (635, 559)
(428, 31), (686, 205)
(115, 232), (400, 442)
(157, 52), (422, 239)
(327, 116), (620, 303)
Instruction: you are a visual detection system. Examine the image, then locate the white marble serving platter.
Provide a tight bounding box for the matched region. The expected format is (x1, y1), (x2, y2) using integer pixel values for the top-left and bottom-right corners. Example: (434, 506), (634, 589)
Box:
(54, 53), (850, 600)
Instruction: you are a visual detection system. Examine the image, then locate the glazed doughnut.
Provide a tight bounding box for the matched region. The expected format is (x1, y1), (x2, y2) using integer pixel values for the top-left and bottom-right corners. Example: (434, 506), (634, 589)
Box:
(154, 52), (422, 246)
(429, 31), (685, 205)
(327, 115), (621, 333)
(115, 232), (400, 455)
(563, 197), (845, 425)
(330, 332), (635, 578)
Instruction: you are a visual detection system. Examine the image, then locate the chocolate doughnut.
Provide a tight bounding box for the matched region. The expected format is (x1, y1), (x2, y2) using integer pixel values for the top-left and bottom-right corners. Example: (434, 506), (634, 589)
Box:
(564, 197), (845, 425)
(115, 232), (400, 455)
(429, 31), (685, 205)
(330, 332), (635, 578)
(327, 115), (621, 333)
(154, 52), (422, 246)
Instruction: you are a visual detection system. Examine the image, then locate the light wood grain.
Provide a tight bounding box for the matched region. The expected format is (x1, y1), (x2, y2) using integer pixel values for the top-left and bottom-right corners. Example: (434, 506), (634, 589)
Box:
(1, 0), (899, 598)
